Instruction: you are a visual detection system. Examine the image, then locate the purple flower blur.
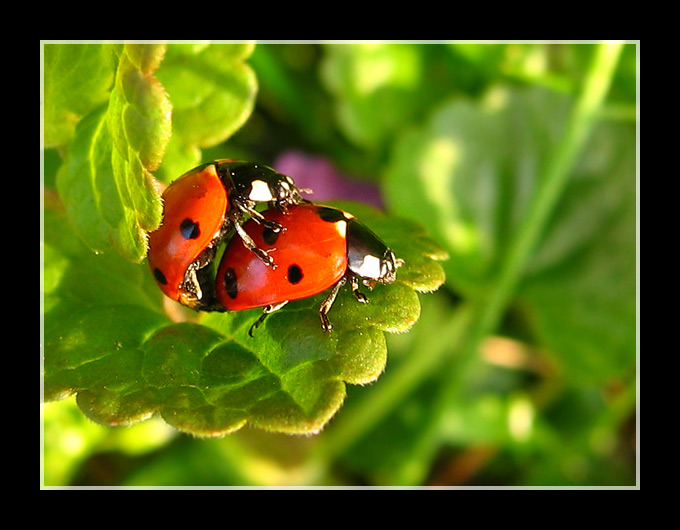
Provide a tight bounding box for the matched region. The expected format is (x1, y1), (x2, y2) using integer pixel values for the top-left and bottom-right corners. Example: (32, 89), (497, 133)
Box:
(273, 151), (384, 210)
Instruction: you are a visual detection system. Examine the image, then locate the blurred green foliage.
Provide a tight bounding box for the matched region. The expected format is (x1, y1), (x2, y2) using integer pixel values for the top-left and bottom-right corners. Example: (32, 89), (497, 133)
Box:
(42, 41), (637, 487)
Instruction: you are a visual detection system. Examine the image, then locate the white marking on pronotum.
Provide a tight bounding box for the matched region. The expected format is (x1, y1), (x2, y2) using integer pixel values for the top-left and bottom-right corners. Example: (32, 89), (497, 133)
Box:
(334, 220), (348, 238)
(355, 254), (382, 279)
(248, 180), (273, 201)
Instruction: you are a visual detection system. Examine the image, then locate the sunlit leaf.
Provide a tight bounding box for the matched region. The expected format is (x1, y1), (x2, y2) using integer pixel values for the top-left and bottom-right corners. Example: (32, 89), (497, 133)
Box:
(52, 43), (170, 262)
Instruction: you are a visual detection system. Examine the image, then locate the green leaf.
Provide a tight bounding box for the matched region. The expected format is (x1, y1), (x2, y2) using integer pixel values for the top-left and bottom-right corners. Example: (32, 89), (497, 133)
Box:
(385, 87), (572, 297)
(153, 42), (257, 183)
(384, 86), (636, 383)
(43, 202), (447, 437)
(53, 43), (171, 263)
(43, 43), (115, 148)
(321, 43), (432, 153)
(515, 122), (637, 382)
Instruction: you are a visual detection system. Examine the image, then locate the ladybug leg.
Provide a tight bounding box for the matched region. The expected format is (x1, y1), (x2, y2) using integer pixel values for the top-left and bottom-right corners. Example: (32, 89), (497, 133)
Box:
(318, 278), (347, 332)
(248, 301), (289, 337)
(249, 207), (286, 232)
(262, 218), (285, 233)
(233, 221), (277, 269)
(234, 199), (285, 233)
(179, 264), (202, 309)
(350, 276), (369, 304)
(179, 256), (226, 312)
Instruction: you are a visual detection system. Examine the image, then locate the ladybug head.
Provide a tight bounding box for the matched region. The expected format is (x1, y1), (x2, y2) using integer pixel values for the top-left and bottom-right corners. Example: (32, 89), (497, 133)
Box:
(379, 249), (403, 284)
(272, 174), (312, 211)
(347, 218), (403, 285)
(221, 161), (312, 210)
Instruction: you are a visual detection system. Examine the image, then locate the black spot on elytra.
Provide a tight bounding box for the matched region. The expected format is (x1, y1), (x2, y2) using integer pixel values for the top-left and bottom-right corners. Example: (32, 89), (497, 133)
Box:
(316, 206), (347, 223)
(287, 264), (303, 284)
(262, 226), (280, 246)
(180, 218), (200, 240)
(153, 268), (167, 285)
(223, 267), (238, 299)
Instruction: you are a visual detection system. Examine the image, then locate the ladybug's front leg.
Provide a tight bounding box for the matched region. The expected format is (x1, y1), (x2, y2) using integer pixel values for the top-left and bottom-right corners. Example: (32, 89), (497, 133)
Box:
(349, 276), (369, 304)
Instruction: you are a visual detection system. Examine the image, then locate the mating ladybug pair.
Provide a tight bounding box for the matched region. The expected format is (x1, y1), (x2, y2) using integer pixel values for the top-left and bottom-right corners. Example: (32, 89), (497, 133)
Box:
(147, 159), (402, 333)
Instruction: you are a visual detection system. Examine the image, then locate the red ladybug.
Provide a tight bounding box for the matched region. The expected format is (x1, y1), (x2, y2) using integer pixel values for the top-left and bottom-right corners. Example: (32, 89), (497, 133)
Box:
(215, 203), (402, 333)
(147, 160), (308, 310)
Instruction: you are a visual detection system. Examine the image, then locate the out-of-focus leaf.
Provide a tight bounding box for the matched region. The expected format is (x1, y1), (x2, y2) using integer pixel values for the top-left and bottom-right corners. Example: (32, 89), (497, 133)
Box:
(384, 86), (636, 382)
(153, 42), (257, 183)
(385, 87), (568, 296)
(516, 122), (636, 382)
(321, 44), (425, 151)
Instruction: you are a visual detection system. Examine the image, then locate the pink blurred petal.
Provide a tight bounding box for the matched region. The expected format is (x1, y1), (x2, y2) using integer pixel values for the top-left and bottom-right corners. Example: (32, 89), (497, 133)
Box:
(274, 151), (384, 210)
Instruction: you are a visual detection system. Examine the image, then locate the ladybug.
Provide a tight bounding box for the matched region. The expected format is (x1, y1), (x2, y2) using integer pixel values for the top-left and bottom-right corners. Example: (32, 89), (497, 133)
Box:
(215, 203), (402, 333)
(147, 159), (309, 310)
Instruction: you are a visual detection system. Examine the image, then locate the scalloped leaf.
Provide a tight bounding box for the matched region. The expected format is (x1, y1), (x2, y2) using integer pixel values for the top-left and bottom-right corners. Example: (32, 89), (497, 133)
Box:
(43, 202), (447, 437)
(53, 43), (171, 263)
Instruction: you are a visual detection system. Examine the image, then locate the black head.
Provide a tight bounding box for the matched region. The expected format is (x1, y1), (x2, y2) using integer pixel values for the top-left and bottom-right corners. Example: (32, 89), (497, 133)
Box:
(346, 218), (402, 284)
(271, 173), (306, 211)
(218, 160), (308, 210)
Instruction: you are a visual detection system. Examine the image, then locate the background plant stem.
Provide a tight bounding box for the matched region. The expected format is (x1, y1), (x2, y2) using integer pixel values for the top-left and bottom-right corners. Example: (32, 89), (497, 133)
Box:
(308, 41), (625, 486)
(398, 40), (626, 486)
